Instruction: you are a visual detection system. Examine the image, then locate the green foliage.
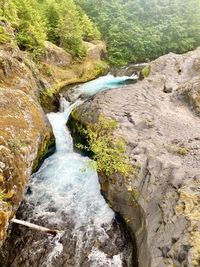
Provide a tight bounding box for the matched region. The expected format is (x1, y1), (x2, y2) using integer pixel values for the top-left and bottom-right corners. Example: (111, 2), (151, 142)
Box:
(0, 0), (101, 59)
(13, 0), (47, 58)
(0, 0), (18, 24)
(0, 26), (10, 43)
(140, 65), (151, 79)
(77, 114), (133, 177)
(78, 9), (101, 42)
(0, 189), (7, 202)
(78, 0), (200, 65)
(92, 61), (108, 77)
(4, 0), (199, 66)
(39, 0), (101, 57)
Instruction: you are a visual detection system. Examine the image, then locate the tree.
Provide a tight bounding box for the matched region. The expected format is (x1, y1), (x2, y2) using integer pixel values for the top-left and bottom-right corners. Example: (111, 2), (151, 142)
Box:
(14, 0), (47, 58)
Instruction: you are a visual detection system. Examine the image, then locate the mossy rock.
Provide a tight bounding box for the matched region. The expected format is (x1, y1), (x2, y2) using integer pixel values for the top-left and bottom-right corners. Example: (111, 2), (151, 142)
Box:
(0, 26), (11, 44)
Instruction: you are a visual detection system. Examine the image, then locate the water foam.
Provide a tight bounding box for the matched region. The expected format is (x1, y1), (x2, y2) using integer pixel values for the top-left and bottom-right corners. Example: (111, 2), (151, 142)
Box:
(26, 99), (122, 265)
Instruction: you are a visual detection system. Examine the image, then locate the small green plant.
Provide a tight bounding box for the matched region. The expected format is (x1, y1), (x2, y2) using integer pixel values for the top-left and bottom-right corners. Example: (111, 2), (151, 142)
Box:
(140, 65), (151, 79)
(76, 114), (134, 177)
(0, 189), (7, 202)
(0, 26), (11, 44)
(44, 66), (53, 77)
(170, 145), (189, 156)
(0, 188), (13, 202)
(93, 61), (108, 76)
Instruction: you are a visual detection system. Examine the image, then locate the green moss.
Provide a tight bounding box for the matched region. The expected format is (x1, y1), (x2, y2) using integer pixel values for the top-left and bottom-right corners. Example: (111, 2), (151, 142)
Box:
(0, 26), (11, 44)
(140, 65), (151, 79)
(0, 189), (14, 202)
(7, 138), (28, 153)
(0, 189), (7, 202)
(93, 61), (108, 76)
(32, 135), (55, 173)
(44, 65), (53, 77)
(76, 114), (134, 177)
(171, 146), (189, 156)
(39, 87), (59, 111)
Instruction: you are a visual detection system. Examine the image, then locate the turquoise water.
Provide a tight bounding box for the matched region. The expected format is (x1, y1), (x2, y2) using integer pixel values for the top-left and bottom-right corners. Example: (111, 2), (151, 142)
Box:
(9, 75), (135, 266)
(72, 74), (137, 98)
(28, 100), (119, 266)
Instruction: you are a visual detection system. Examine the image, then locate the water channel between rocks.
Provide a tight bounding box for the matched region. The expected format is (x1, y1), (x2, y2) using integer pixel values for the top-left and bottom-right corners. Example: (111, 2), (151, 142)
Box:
(0, 75), (138, 267)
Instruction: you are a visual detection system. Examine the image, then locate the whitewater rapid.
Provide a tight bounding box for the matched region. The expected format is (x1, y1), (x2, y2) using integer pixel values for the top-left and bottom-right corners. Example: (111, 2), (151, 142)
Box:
(1, 75), (135, 267)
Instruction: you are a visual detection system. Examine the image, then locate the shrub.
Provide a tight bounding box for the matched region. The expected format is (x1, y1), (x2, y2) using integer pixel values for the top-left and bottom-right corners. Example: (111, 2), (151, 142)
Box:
(140, 65), (151, 79)
(172, 146), (189, 156)
(76, 114), (134, 177)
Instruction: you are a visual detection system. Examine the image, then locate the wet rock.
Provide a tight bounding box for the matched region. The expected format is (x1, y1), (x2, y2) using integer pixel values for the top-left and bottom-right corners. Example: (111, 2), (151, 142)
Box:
(75, 48), (200, 267)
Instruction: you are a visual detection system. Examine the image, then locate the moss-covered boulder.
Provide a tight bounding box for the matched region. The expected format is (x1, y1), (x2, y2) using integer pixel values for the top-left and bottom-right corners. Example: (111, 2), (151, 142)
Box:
(0, 42), (54, 246)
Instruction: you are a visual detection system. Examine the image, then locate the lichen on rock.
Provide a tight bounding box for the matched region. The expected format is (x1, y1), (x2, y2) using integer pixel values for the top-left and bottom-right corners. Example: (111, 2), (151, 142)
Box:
(176, 180), (200, 266)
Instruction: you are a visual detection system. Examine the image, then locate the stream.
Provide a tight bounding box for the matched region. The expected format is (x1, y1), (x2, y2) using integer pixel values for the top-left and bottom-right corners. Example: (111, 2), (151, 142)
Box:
(0, 75), (137, 267)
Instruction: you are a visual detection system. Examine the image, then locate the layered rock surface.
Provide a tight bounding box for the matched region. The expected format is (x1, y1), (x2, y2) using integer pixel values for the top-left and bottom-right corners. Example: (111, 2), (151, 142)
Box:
(74, 48), (200, 267)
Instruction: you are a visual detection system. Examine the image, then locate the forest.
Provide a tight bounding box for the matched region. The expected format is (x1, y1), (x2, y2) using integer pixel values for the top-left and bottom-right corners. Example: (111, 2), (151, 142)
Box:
(0, 0), (101, 59)
(78, 0), (200, 65)
(1, 0), (200, 65)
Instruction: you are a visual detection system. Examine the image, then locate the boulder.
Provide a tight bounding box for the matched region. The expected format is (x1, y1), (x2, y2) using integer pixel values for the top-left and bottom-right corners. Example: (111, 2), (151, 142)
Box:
(84, 41), (107, 61)
(74, 48), (200, 267)
(44, 41), (72, 68)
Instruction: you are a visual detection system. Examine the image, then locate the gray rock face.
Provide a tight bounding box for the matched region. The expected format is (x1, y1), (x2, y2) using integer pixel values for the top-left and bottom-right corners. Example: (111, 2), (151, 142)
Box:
(75, 48), (200, 267)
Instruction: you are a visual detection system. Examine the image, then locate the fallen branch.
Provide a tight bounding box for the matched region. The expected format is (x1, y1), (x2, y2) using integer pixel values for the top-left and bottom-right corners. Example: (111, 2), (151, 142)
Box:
(11, 218), (58, 236)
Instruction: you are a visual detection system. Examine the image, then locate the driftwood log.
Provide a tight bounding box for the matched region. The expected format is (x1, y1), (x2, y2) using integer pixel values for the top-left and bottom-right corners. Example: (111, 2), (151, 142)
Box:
(11, 218), (58, 236)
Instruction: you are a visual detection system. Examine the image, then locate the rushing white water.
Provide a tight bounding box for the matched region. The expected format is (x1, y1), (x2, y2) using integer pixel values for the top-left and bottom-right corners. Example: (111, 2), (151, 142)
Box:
(22, 98), (124, 266)
(3, 76), (135, 267)
(70, 74), (137, 99)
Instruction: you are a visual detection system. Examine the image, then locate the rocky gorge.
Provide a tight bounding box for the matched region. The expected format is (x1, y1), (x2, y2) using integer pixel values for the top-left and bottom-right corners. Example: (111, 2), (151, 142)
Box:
(72, 48), (200, 267)
(0, 21), (108, 249)
(0, 20), (200, 266)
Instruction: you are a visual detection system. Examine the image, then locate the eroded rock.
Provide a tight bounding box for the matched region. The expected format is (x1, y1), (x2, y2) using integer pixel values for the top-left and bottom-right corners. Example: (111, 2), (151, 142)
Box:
(74, 48), (200, 267)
